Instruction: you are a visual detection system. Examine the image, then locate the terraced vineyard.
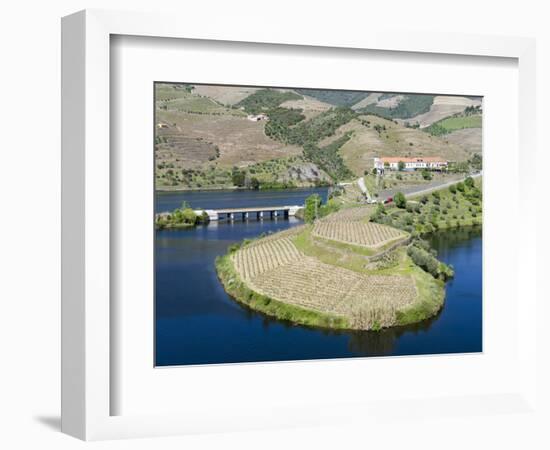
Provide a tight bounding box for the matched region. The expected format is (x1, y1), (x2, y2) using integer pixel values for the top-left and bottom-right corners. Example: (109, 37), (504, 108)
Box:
(156, 133), (218, 168)
(233, 237), (304, 280)
(319, 206), (372, 223)
(228, 221), (418, 330)
(251, 257), (416, 328)
(312, 221), (406, 248)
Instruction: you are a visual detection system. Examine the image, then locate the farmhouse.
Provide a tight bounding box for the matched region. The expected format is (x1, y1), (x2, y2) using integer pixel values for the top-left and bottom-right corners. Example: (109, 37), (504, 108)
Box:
(374, 156), (448, 172)
(247, 113), (269, 122)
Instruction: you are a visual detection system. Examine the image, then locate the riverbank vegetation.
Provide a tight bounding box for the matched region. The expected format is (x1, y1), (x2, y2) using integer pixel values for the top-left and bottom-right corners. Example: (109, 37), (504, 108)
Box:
(155, 202), (209, 229)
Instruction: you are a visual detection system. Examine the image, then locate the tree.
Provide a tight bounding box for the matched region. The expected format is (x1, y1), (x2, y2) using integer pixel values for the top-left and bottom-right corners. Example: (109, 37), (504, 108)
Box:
(398, 161), (405, 171)
(394, 191), (406, 209)
(181, 208), (198, 224)
(464, 176), (475, 188)
(250, 177), (260, 190)
(421, 169), (432, 180)
(304, 194), (322, 223)
(469, 153), (482, 171)
(456, 182), (465, 192)
(231, 169), (246, 187)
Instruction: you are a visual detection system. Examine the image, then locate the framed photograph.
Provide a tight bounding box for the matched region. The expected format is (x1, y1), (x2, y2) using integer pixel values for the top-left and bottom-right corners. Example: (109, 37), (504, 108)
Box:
(62, 9), (539, 441)
(153, 81), (483, 367)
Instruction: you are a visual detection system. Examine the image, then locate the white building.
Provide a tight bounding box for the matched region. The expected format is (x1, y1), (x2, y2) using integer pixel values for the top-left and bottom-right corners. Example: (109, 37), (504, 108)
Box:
(374, 156), (448, 172)
(247, 114), (269, 122)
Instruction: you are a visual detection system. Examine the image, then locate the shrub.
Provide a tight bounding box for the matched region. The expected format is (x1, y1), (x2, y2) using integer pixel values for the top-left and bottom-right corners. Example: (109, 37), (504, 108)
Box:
(232, 169), (246, 187)
(250, 177), (260, 190)
(304, 194), (322, 223)
(394, 192), (406, 208)
(408, 241), (453, 280)
(421, 169), (432, 180)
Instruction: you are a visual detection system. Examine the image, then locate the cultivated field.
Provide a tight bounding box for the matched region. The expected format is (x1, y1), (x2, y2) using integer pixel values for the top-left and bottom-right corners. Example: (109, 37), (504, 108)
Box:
(319, 206), (372, 222)
(191, 85), (261, 105)
(231, 230), (417, 330)
(312, 221), (407, 248)
(156, 132), (218, 169)
(233, 237), (304, 280)
(399, 95), (482, 128)
(156, 110), (302, 167)
(250, 257), (416, 329)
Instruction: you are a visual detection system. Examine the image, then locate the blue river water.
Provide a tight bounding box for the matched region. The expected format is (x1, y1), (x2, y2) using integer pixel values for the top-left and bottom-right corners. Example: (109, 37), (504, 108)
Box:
(155, 188), (482, 366)
(155, 187), (329, 213)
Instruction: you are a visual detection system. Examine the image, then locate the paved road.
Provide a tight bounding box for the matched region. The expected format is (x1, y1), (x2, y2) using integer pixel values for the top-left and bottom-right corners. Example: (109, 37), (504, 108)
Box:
(357, 177), (368, 196)
(377, 173), (481, 201)
(356, 177), (376, 203)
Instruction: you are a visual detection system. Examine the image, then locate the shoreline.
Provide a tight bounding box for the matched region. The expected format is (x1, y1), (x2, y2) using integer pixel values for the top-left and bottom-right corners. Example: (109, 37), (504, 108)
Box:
(155, 184), (332, 193)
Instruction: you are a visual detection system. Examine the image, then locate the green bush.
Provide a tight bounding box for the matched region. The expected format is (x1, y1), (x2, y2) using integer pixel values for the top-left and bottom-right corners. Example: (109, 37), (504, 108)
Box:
(394, 192), (406, 208)
(421, 169), (432, 180)
(407, 240), (453, 280)
(304, 194), (323, 223)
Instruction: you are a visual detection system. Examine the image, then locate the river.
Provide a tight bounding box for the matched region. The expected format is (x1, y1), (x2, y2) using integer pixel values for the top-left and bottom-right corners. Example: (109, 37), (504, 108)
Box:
(155, 188), (482, 366)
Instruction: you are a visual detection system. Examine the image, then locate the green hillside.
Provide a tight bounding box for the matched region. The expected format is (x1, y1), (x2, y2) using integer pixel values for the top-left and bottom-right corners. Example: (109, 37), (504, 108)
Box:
(155, 84), (479, 191)
(236, 89), (303, 114)
(424, 114), (482, 136)
(358, 94), (435, 119)
(294, 89), (371, 107)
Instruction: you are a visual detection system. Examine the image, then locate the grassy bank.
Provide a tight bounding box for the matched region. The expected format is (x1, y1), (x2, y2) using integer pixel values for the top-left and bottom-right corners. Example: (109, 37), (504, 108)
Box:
(396, 266), (445, 326)
(215, 253), (350, 330)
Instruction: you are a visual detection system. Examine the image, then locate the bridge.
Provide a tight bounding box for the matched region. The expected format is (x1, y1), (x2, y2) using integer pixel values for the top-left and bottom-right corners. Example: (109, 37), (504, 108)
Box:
(199, 205), (302, 221)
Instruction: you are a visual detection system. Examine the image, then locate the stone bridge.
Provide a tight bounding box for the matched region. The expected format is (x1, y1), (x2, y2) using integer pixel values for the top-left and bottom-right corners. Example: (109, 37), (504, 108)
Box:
(198, 205), (302, 221)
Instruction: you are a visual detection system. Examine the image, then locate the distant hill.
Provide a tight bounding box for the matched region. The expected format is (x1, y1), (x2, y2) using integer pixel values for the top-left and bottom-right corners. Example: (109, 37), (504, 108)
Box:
(294, 88), (371, 107)
(154, 84), (480, 190)
(356, 94), (435, 120)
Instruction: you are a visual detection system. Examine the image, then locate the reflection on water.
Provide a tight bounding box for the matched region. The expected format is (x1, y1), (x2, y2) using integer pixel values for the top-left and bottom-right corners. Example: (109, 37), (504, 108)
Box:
(155, 189), (482, 366)
(348, 313), (441, 357)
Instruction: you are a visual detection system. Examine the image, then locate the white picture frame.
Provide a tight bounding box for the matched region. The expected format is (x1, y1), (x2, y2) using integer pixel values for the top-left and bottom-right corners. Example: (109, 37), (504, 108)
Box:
(61, 9), (538, 441)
